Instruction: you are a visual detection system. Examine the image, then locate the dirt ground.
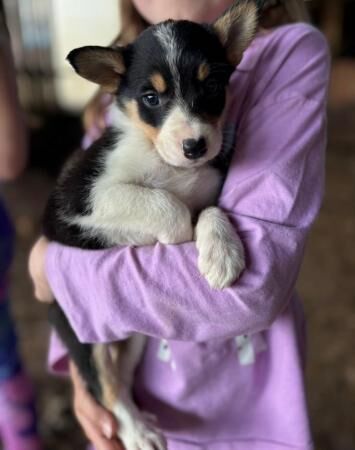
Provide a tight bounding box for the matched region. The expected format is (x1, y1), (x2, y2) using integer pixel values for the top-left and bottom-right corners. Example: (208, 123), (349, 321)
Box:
(1, 62), (355, 450)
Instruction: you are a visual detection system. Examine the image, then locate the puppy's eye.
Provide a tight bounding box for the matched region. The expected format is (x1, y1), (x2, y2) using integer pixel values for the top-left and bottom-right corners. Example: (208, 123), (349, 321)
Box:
(142, 92), (161, 108)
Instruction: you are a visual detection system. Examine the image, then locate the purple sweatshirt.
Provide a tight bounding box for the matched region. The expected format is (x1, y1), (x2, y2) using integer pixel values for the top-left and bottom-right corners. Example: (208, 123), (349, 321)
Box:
(46, 24), (330, 450)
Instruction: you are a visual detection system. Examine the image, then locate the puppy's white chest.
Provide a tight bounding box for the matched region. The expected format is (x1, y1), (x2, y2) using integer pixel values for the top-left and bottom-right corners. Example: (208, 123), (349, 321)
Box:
(76, 135), (223, 246)
(146, 162), (222, 213)
(97, 122), (222, 213)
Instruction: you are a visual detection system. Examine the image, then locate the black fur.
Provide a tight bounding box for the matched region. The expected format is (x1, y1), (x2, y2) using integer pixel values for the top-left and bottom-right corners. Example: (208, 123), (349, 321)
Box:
(43, 128), (119, 249)
(118, 21), (234, 127)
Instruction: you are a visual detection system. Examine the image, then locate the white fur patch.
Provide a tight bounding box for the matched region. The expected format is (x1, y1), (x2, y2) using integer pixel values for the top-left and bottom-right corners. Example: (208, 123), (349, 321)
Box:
(154, 22), (182, 98)
(154, 22), (224, 169)
(156, 104), (223, 168)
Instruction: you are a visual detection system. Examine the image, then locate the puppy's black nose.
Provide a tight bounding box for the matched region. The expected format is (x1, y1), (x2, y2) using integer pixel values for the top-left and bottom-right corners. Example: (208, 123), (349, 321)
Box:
(183, 138), (207, 160)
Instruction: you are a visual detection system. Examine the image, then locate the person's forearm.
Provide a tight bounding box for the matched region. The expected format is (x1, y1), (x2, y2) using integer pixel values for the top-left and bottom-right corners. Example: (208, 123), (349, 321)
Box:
(46, 212), (306, 345)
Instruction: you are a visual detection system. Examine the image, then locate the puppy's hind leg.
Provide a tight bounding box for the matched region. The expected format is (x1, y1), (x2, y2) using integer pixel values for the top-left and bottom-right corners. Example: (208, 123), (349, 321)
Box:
(94, 336), (167, 450)
(48, 303), (102, 400)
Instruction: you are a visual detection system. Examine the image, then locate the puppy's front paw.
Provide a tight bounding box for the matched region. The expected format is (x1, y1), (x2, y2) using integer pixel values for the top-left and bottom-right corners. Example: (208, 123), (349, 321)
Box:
(197, 232), (245, 289)
(196, 207), (245, 289)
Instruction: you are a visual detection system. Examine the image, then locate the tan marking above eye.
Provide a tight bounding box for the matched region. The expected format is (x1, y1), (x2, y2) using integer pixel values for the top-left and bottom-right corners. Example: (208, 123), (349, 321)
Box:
(197, 63), (210, 81)
(124, 100), (160, 144)
(150, 72), (167, 93)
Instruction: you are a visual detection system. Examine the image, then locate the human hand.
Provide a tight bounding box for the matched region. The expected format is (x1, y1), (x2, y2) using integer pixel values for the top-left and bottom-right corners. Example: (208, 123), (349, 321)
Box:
(28, 236), (54, 303)
(83, 91), (113, 142)
(70, 362), (124, 450)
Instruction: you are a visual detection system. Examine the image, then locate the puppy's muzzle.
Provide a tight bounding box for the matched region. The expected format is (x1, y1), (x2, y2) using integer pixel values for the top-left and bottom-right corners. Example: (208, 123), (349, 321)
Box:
(183, 137), (207, 160)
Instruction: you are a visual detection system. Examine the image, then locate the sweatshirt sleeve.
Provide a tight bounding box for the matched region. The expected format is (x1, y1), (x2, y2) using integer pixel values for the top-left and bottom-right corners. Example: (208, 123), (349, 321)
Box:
(46, 25), (330, 351)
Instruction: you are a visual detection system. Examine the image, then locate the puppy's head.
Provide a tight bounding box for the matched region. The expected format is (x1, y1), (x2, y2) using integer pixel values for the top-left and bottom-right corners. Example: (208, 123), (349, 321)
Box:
(68, 0), (258, 168)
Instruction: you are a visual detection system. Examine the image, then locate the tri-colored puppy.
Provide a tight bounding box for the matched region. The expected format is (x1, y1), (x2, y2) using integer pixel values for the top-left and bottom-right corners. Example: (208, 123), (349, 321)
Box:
(44, 1), (258, 449)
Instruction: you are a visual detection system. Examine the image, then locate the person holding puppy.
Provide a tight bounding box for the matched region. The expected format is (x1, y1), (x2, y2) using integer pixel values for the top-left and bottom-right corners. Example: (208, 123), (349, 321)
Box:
(29, 1), (330, 450)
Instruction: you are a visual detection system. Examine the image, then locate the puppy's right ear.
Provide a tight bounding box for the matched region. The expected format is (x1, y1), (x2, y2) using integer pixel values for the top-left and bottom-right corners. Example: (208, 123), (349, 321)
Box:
(213, 0), (258, 66)
(67, 46), (126, 93)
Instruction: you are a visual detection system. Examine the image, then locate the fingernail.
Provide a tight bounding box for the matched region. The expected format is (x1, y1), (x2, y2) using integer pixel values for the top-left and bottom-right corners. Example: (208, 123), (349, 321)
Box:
(102, 421), (113, 439)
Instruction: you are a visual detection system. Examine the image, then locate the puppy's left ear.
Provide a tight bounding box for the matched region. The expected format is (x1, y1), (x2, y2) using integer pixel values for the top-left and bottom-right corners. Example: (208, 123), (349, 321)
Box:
(213, 0), (258, 66)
